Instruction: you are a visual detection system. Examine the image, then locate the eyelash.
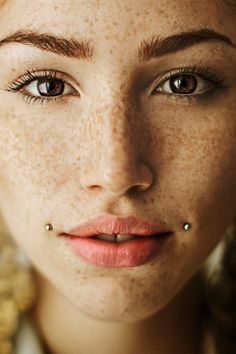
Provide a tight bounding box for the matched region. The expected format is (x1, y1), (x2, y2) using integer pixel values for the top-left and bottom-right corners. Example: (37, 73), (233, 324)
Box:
(7, 68), (71, 106)
(7, 65), (225, 106)
(151, 64), (225, 104)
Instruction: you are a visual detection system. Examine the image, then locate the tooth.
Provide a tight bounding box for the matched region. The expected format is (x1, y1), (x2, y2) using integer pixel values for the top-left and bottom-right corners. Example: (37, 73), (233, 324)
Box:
(116, 234), (137, 242)
(94, 234), (116, 242)
(94, 234), (140, 242)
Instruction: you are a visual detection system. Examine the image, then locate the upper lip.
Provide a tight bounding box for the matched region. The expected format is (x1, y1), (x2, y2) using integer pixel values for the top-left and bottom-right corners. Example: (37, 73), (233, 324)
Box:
(61, 213), (172, 237)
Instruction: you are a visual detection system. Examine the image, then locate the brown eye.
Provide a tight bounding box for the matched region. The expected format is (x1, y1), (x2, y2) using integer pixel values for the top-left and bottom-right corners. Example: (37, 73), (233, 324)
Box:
(22, 76), (75, 98)
(169, 74), (197, 94)
(154, 73), (212, 96)
(37, 78), (65, 96)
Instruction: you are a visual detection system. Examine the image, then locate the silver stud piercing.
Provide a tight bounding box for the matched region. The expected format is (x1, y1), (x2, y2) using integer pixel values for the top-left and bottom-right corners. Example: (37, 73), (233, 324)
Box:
(44, 223), (53, 231)
(183, 223), (191, 231)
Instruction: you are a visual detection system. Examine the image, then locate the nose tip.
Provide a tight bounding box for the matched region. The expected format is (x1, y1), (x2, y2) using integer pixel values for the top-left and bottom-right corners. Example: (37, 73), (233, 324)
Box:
(81, 160), (153, 196)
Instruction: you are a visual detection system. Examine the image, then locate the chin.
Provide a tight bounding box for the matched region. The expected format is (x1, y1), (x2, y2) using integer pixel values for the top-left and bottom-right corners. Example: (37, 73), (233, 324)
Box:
(73, 301), (160, 323)
(65, 277), (173, 323)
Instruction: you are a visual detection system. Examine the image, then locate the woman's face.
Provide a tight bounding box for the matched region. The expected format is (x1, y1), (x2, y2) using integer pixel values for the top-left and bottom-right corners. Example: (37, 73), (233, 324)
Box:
(0, 0), (235, 322)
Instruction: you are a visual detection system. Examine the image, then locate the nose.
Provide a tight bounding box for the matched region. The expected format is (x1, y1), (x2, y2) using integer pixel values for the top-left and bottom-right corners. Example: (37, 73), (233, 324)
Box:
(80, 102), (154, 196)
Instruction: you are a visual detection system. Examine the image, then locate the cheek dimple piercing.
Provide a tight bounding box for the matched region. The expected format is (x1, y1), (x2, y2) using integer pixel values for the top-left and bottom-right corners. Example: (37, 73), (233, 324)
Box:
(44, 223), (190, 232)
(183, 223), (191, 231)
(44, 223), (53, 231)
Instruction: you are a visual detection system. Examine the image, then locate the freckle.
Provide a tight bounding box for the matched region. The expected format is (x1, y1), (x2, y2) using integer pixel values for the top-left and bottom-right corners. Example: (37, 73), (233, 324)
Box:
(54, 5), (58, 10)
(143, 9), (150, 16)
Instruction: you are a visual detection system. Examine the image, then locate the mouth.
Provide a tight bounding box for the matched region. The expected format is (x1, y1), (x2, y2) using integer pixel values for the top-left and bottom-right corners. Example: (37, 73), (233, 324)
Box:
(67, 232), (172, 243)
(64, 231), (174, 267)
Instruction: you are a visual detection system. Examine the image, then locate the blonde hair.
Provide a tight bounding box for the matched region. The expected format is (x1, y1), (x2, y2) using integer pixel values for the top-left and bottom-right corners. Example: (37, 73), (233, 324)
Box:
(0, 0), (7, 8)
(0, 216), (37, 354)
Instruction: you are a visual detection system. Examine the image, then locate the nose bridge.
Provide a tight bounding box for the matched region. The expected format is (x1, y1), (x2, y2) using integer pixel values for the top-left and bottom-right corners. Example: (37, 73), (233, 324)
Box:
(106, 96), (133, 151)
(80, 95), (153, 195)
(103, 98), (136, 171)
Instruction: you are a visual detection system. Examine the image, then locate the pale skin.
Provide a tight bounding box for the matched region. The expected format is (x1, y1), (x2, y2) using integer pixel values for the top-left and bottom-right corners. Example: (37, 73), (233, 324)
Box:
(0, 0), (235, 353)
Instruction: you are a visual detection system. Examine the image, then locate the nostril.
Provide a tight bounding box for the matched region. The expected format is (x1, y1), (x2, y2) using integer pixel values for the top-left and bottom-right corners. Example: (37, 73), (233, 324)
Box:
(82, 184), (101, 193)
(89, 185), (100, 190)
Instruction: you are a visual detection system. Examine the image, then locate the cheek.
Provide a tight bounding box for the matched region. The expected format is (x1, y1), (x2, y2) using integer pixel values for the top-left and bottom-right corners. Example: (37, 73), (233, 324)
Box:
(181, 122), (236, 215)
(0, 108), (75, 194)
(150, 104), (236, 205)
(147, 107), (236, 250)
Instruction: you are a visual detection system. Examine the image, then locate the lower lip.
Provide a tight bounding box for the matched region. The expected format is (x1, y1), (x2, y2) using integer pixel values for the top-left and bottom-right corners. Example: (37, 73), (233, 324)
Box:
(64, 233), (173, 268)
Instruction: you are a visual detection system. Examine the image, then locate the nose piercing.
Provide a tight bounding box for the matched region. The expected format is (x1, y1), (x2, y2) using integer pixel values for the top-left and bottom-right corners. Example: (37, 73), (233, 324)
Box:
(183, 223), (191, 231)
(44, 223), (53, 231)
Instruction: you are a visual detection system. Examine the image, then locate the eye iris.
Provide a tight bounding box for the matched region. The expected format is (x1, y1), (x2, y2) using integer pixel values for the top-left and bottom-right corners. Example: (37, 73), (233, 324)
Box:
(37, 78), (64, 96)
(169, 74), (197, 94)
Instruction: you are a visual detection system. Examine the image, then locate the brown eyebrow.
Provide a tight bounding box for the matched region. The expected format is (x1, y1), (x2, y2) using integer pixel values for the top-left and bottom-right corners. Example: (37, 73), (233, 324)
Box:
(0, 30), (94, 61)
(0, 28), (235, 63)
(137, 28), (236, 62)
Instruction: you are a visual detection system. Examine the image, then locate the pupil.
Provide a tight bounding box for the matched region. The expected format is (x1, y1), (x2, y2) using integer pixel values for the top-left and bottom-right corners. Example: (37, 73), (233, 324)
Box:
(170, 75), (197, 94)
(37, 78), (64, 96)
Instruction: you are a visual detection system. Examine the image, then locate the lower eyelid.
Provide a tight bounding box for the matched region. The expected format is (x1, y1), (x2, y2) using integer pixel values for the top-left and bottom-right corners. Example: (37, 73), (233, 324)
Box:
(156, 85), (224, 105)
(16, 91), (70, 106)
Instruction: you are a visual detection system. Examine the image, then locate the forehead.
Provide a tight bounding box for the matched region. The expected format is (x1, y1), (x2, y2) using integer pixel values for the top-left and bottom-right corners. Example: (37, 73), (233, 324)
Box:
(0, 0), (233, 29)
(0, 0), (235, 60)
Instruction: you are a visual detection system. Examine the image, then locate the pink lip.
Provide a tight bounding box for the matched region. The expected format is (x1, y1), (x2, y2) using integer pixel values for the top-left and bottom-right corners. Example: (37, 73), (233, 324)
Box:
(65, 234), (173, 268)
(60, 213), (173, 268)
(61, 213), (170, 237)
